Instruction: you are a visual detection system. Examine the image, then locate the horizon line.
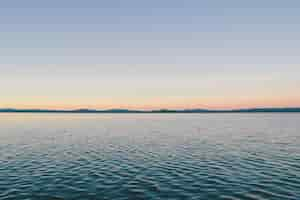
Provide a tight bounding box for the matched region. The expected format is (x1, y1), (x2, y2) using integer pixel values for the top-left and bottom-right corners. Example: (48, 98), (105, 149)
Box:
(1, 107), (300, 113)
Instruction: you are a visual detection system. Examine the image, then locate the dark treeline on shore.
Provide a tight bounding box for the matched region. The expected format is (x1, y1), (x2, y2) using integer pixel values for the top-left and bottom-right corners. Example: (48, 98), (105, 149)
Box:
(1, 108), (300, 113)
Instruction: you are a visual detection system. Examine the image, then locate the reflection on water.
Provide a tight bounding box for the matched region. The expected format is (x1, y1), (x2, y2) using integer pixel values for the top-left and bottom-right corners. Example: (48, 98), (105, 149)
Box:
(0, 114), (300, 200)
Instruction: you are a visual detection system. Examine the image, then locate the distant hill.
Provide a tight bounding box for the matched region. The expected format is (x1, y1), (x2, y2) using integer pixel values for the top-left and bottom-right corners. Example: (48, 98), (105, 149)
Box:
(1, 108), (300, 113)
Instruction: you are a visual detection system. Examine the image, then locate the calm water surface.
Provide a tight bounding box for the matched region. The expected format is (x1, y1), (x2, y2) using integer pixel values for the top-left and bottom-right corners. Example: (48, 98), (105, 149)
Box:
(0, 114), (299, 200)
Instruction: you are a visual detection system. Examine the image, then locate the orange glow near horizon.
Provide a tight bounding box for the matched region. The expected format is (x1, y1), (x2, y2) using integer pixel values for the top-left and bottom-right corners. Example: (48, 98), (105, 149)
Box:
(1, 97), (299, 110)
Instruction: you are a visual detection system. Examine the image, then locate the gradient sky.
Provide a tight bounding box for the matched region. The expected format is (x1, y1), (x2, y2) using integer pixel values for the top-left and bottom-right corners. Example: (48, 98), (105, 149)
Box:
(1, 0), (300, 110)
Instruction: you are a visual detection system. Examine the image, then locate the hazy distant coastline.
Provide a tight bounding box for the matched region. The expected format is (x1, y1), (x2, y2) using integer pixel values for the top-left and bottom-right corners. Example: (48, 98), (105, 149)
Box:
(1, 108), (300, 113)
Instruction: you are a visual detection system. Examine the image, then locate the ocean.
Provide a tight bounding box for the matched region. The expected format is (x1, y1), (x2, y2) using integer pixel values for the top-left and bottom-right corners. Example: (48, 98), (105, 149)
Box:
(0, 113), (299, 199)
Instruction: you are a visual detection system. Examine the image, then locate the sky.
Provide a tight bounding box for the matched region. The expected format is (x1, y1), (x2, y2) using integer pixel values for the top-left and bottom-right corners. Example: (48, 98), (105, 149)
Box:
(1, 0), (300, 110)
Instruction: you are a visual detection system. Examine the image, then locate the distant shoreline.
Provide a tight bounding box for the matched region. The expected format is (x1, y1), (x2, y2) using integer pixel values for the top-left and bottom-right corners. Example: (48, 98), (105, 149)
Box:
(1, 108), (300, 113)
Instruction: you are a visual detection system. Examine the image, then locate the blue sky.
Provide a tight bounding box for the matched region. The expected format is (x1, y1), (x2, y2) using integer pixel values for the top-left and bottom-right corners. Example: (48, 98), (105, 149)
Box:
(1, 0), (300, 109)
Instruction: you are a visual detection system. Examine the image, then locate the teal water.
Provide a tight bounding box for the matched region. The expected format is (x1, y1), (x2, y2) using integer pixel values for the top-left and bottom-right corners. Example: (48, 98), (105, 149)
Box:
(0, 114), (299, 200)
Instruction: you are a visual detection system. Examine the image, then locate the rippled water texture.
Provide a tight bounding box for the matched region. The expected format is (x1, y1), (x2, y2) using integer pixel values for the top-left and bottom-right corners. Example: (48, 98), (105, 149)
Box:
(0, 114), (300, 200)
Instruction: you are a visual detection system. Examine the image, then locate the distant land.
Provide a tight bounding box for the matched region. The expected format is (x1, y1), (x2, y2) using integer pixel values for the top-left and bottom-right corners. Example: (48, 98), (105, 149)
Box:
(1, 108), (300, 113)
